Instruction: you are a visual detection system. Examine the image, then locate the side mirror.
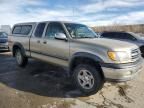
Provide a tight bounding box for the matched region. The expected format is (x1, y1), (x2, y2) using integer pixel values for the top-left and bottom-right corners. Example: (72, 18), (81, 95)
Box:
(55, 33), (67, 40)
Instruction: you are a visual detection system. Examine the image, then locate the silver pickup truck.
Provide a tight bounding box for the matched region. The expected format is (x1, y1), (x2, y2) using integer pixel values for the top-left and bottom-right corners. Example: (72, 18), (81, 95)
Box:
(9, 21), (143, 95)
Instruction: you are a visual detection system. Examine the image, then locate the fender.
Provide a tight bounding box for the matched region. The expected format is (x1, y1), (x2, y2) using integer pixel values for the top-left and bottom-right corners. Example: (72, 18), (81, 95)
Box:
(69, 52), (104, 70)
(12, 42), (27, 57)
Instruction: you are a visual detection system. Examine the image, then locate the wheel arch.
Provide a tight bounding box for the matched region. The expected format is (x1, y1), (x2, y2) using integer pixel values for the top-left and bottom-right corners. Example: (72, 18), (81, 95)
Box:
(69, 52), (104, 77)
(12, 43), (26, 57)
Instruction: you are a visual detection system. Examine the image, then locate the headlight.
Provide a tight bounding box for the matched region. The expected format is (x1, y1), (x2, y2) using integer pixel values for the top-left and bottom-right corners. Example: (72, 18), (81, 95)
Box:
(108, 51), (130, 62)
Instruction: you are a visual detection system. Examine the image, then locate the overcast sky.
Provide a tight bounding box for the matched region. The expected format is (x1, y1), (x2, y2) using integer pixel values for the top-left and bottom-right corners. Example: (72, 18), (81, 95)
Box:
(0, 0), (144, 27)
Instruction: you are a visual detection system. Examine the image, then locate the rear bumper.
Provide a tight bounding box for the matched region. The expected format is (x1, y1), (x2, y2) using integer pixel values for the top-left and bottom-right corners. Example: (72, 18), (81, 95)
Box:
(101, 59), (143, 82)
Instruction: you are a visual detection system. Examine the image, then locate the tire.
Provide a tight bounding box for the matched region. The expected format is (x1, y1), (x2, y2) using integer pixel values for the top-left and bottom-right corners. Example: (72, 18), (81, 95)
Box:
(142, 54), (144, 58)
(72, 64), (104, 95)
(15, 48), (28, 67)
(7, 47), (10, 52)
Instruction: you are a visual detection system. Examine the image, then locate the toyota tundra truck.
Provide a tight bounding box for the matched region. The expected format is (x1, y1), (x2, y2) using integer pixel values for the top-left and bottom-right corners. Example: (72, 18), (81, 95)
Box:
(9, 21), (143, 95)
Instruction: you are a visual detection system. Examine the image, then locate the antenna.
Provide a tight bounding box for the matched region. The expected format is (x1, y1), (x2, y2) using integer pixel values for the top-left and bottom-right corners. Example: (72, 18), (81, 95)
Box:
(73, 6), (74, 19)
(72, 1), (76, 21)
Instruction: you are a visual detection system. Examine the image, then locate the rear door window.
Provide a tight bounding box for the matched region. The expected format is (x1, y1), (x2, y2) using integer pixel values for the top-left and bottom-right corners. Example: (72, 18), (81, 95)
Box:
(113, 33), (121, 39)
(102, 32), (115, 38)
(102, 32), (123, 39)
(34, 23), (46, 38)
(121, 33), (136, 41)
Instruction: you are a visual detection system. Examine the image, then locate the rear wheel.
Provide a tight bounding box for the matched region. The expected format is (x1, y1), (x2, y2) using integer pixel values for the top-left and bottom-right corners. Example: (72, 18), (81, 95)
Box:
(15, 49), (28, 67)
(73, 64), (104, 95)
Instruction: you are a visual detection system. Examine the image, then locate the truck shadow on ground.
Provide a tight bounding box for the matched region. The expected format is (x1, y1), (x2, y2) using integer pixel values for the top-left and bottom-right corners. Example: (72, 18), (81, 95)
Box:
(0, 52), (85, 98)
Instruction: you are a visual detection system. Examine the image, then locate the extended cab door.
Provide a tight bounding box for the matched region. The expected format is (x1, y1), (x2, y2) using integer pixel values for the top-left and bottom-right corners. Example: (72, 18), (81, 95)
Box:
(30, 22), (46, 58)
(41, 22), (69, 66)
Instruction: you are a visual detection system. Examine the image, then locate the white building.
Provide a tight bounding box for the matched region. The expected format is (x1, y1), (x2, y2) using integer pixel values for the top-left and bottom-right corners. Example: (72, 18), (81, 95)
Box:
(0, 25), (11, 34)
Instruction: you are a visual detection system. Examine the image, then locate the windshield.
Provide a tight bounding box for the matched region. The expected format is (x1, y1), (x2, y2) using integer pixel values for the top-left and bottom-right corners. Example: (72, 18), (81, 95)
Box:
(65, 23), (98, 39)
(0, 32), (8, 38)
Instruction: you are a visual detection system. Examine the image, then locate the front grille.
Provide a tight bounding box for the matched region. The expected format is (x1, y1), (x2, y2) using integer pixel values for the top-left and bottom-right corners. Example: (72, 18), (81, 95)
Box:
(131, 48), (140, 62)
(0, 39), (7, 43)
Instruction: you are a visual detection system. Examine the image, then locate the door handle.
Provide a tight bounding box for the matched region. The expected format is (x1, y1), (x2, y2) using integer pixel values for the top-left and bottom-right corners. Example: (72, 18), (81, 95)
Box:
(37, 40), (40, 43)
(43, 41), (47, 44)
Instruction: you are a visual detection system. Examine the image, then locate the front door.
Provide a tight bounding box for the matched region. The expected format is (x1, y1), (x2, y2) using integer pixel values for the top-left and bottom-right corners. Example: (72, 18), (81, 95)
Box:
(41, 22), (69, 66)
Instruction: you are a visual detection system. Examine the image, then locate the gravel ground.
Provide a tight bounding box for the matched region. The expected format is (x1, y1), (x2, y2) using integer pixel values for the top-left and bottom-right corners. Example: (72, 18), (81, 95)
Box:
(0, 51), (144, 108)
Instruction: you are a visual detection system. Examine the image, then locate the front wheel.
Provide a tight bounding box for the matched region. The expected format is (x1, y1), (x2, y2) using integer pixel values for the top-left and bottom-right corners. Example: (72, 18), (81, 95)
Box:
(73, 64), (104, 95)
(15, 49), (28, 67)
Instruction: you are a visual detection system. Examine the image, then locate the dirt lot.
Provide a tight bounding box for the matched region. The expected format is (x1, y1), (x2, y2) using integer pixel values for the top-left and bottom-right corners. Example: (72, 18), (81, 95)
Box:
(0, 51), (144, 108)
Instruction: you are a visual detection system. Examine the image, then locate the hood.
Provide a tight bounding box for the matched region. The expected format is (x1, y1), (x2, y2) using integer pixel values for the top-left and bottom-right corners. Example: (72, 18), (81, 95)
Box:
(76, 38), (137, 51)
(139, 38), (144, 43)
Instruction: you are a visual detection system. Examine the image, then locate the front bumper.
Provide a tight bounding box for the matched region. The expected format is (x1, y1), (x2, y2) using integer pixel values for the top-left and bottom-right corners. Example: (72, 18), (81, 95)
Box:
(101, 59), (143, 82)
(0, 43), (9, 50)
